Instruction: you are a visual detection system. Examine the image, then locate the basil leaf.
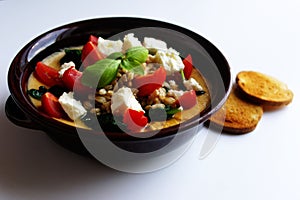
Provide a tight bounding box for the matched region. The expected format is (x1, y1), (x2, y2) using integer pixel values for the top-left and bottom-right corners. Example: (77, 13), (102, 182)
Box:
(130, 64), (144, 75)
(81, 59), (120, 88)
(125, 46), (148, 63)
(121, 59), (144, 75)
(107, 52), (124, 60)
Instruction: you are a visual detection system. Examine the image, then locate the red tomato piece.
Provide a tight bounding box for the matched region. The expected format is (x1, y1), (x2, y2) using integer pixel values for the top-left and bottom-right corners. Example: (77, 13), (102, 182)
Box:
(62, 67), (82, 91)
(41, 92), (65, 118)
(132, 66), (167, 97)
(62, 67), (93, 97)
(34, 62), (63, 87)
(183, 54), (193, 80)
(177, 90), (197, 109)
(81, 41), (103, 67)
(89, 35), (98, 45)
(123, 109), (148, 132)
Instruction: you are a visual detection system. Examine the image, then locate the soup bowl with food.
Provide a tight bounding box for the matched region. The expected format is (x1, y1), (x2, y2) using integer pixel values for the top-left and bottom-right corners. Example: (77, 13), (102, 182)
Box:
(6, 17), (231, 171)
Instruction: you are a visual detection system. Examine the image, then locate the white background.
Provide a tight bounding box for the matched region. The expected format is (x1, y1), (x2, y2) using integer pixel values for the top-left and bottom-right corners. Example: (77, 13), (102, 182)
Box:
(1, 0), (299, 199)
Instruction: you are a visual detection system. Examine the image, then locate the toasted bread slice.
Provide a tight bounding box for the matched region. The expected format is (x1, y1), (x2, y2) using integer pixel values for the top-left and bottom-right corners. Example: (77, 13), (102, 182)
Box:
(209, 86), (264, 134)
(236, 71), (293, 107)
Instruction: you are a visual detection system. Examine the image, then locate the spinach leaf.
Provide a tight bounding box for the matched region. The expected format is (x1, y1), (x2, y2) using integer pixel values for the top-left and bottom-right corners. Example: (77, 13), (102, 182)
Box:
(27, 86), (47, 100)
(145, 105), (182, 122)
(165, 105), (181, 118)
(60, 49), (82, 70)
(48, 85), (68, 98)
(82, 113), (126, 132)
(196, 90), (206, 95)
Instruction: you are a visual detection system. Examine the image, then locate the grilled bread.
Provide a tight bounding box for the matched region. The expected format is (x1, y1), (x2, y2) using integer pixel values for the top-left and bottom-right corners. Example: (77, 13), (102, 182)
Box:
(209, 86), (264, 134)
(236, 71), (293, 107)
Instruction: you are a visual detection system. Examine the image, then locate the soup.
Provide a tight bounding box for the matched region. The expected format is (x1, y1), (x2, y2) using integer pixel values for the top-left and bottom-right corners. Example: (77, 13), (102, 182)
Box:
(27, 34), (210, 132)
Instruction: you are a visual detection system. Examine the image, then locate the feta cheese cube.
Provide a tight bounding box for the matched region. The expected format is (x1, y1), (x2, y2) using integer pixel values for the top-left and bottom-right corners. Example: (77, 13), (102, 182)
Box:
(154, 48), (185, 75)
(183, 78), (203, 91)
(58, 61), (75, 77)
(58, 92), (87, 120)
(98, 37), (123, 57)
(111, 87), (144, 116)
(168, 80), (178, 90)
(167, 89), (184, 98)
(122, 33), (142, 52)
(143, 37), (167, 51)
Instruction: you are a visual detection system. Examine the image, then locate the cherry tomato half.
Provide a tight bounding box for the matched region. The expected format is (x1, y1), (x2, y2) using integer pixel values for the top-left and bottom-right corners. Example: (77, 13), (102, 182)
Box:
(62, 67), (82, 91)
(62, 67), (93, 96)
(177, 90), (197, 109)
(123, 109), (148, 132)
(89, 35), (98, 45)
(132, 66), (167, 97)
(41, 92), (65, 118)
(81, 41), (103, 67)
(34, 62), (63, 87)
(183, 54), (193, 80)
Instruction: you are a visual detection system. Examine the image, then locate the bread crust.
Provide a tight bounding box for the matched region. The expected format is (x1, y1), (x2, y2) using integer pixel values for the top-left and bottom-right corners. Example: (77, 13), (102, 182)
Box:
(209, 86), (263, 134)
(236, 71), (293, 107)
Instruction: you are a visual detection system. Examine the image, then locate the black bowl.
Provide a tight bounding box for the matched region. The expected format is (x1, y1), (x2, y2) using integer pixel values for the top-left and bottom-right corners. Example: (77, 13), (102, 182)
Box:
(5, 17), (231, 158)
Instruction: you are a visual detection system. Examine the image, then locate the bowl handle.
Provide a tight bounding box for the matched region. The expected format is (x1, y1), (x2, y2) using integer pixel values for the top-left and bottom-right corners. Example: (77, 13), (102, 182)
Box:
(5, 96), (41, 130)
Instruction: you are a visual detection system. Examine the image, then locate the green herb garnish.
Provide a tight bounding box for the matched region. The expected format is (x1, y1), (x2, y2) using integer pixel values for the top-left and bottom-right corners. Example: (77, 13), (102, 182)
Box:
(27, 86), (48, 100)
(120, 59), (144, 75)
(81, 46), (149, 88)
(81, 59), (120, 88)
(120, 46), (148, 75)
(125, 46), (148, 64)
(107, 52), (124, 60)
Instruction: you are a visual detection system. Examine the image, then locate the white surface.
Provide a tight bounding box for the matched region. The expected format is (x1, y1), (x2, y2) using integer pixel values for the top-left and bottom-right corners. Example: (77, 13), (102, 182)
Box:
(1, 0), (299, 199)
